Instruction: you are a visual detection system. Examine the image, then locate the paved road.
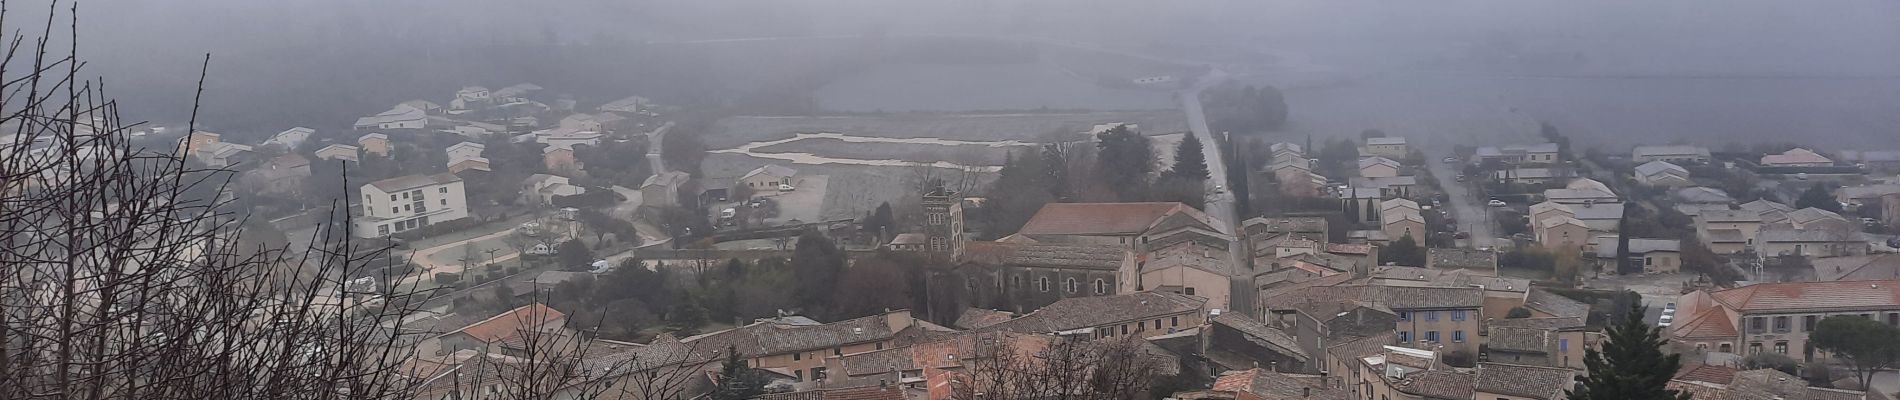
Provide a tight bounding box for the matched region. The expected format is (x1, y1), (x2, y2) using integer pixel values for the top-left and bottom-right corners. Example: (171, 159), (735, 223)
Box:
(1179, 68), (1254, 317)
(1425, 148), (1497, 249)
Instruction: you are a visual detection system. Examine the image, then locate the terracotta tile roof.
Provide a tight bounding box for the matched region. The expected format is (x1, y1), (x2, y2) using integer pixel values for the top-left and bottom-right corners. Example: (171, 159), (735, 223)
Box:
(1326, 243), (1372, 255)
(1243, 216), (1328, 235)
(1018, 202), (1199, 236)
(1490, 317), (1586, 330)
(977, 292), (1205, 335)
(953, 308), (1014, 330)
(1395, 370), (1476, 400)
(1674, 363), (1738, 385)
(1211, 313), (1308, 362)
(1324, 332), (1396, 362)
(1525, 288), (1591, 319)
(1265, 285), (1481, 311)
(444, 304), (565, 343)
(681, 310), (916, 357)
(1669, 307), (1738, 340)
(1426, 248), (1498, 271)
(1487, 327), (1554, 353)
(1473, 362), (1575, 400)
(1709, 279), (1900, 312)
(1212, 369), (1350, 400)
(960, 241), (1126, 270)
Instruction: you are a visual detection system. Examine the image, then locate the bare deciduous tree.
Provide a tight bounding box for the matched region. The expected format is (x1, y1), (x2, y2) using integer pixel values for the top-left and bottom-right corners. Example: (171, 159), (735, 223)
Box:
(950, 336), (1163, 400)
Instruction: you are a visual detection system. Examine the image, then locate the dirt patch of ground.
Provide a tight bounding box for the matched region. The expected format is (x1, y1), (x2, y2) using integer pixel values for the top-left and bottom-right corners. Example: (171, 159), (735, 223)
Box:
(706, 111), (1188, 149)
(749, 137), (1021, 166)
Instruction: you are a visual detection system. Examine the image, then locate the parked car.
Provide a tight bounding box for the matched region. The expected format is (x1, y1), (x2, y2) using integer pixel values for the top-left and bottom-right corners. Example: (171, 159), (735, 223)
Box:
(1443, 157), (1459, 163)
(1658, 314), (1673, 327)
(1488, 199), (1508, 207)
(778, 183), (796, 192)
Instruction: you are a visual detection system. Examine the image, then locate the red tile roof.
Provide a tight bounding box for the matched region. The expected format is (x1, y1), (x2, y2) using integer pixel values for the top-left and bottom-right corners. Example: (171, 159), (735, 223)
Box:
(1670, 307), (1739, 340)
(1709, 279), (1900, 312)
(1674, 363), (1738, 385)
(447, 303), (566, 343)
(1018, 202), (1198, 236)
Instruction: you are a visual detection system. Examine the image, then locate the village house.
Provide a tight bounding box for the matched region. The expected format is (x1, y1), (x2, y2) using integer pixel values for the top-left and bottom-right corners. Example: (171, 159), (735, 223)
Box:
(1358, 157), (1401, 178)
(1672, 279), (1900, 360)
(1347, 345), (1469, 400)
(1590, 237), (1682, 274)
(1632, 145), (1711, 164)
(1634, 160), (1692, 186)
(1270, 158), (1327, 197)
(1360, 137), (1408, 158)
(1007, 202), (1224, 250)
(1380, 207), (1426, 247)
(558, 112), (627, 132)
(1476, 143), (1561, 165)
(675, 310), (947, 383)
(1488, 317), (1603, 370)
(1543, 178), (1619, 205)
(1365, 265), (1528, 320)
(1242, 216), (1330, 243)
(740, 165), (799, 192)
(264, 127), (314, 149)
(447, 158), (490, 173)
(178, 131), (254, 168)
(885, 233), (927, 252)
(1761, 148), (1835, 167)
(1835, 184), (1900, 210)
(358, 133), (390, 157)
(353, 173), (468, 238)
(449, 86), (492, 112)
(1139, 239), (1237, 311)
(314, 144), (360, 162)
(520, 174), (584, 206)
(1198, 313), (1315, 374)
(491, 83), (542, 102)
(542, 146), (581, 174)
(1694, 201), (1791, 254)
(640, 171), (691, 208)
(1266, 285), (1485, 356)
(1670, 367), (1886, 400)
(1471, 362), (1576, 400)
(1536, 216), (1590, 250)
(354, 104), (428, 130)
(444, 141), (484, 162)
(1757, 208), (1865, 258)
(239, 154), (311, 197)
(420, 304), (568, 357)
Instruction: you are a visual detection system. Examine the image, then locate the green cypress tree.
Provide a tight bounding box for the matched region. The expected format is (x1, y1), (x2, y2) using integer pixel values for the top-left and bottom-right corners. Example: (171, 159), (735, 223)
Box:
(1170, 134), (1210, 181)
(1567, 302), (1690, 400)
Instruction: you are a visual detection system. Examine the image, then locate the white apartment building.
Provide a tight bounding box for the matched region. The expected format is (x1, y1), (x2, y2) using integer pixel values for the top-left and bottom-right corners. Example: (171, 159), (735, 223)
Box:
(354, 173), (469, 238)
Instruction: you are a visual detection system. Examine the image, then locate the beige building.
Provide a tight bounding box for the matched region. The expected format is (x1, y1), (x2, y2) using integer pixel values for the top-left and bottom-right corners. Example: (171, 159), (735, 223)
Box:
(1380, 198), (1425, 245)
(358, 133), (390, 157)
(1536, 216), (1590, 250)
(1591, 237), (1682, 274)
(314, 144), (360, 162)
(1671, 279), (1900, 361)
(1140, 240), (1234, 311)
(740, 164), (798, 192)
(354, 173), (468, 238)
(542, 146), (581, 174)
(1360, 137), (1408, 158)
(1358, 157), (1401, 178)
(1489, 317), (1603, 370)
(1760, 148), (1834, 167)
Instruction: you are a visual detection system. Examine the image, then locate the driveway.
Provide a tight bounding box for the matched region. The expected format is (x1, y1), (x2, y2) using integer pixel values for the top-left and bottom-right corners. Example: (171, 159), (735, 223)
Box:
(1426, 148), (1497, 249)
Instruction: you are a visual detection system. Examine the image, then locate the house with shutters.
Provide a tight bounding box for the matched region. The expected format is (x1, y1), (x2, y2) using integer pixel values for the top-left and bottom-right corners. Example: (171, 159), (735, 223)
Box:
(353, 173), (467, 238)
(1671, 279), (1900, 361)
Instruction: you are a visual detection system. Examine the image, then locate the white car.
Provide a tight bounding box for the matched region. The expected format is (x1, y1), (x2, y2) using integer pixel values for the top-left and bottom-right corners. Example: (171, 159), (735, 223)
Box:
(1658, 314), (1674, 327)
(1487, 199), (1508, 207)
(1443, 157), (1459, 163)
(778, 183), (796, 192)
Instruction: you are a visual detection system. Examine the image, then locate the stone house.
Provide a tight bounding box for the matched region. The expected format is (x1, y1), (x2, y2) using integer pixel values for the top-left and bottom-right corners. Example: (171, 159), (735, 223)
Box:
(1671, 279), (1900, 361)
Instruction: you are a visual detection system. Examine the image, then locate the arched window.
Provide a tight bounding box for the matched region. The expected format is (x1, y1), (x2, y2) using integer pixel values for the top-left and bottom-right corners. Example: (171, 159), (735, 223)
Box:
(1094, 279), (1108, 295)
(1010, 275), (1021, 288)
(1038, 277), (1050, 292)
(1065, 278), (1078, 293)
